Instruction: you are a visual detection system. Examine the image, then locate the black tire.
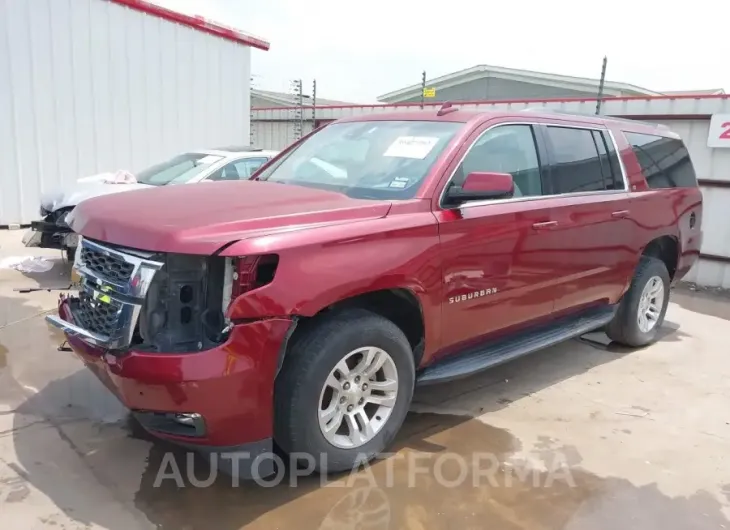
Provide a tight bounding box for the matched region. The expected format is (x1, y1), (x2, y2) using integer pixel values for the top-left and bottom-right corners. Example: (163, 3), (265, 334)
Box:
(274, 308), (415, 473)
(606, 256), (670, 347)
(65, 247), (76, 263)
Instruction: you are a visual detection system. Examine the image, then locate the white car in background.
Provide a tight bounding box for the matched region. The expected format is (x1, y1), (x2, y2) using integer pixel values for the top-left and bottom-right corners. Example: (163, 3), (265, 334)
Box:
(23, 146), (279, 259)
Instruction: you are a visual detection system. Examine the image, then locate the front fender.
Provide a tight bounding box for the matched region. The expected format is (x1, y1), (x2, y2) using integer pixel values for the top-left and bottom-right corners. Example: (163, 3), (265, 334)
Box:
(225, 215), (443, 352)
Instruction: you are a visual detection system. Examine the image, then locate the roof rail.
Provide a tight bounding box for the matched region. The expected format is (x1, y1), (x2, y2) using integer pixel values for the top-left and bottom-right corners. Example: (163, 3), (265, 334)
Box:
(520, 107), (670, 130)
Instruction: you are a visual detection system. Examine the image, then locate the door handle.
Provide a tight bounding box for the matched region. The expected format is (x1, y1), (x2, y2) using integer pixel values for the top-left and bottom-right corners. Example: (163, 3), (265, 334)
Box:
(611, 210), (630, 218)
(532, 221), (558, 230)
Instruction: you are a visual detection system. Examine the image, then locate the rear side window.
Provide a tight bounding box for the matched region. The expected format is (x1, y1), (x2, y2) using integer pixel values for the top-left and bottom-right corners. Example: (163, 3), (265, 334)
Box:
(546, 127), (607, 193)
(624, 132), (697, 188)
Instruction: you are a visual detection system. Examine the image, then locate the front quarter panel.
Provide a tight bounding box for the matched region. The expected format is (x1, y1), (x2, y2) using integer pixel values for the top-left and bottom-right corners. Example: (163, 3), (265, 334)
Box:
(225, 202), (443, 357)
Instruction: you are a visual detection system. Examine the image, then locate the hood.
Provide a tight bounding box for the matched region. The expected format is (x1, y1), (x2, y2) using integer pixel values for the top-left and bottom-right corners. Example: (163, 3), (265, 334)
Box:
(41, 180), (153, 213)
(70, 181), (392, 255)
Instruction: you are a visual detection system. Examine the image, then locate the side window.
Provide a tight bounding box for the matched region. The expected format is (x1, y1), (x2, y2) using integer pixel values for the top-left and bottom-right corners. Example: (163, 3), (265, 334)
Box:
(207, 158), (269, 182)
(624, 132), (697, 189)
(455, 124), (543, 197)
(546, 127), (606, 193)
(234, 157), (269, 178)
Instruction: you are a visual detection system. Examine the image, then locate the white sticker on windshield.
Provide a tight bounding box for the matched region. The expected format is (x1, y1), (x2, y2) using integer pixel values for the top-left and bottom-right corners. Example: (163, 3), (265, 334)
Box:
(383, 136), (439, 159)
(389, 179), (408, 188)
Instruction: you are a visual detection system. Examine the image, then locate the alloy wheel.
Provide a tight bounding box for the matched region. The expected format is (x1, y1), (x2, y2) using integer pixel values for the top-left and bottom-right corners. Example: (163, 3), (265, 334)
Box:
(318, 346), (399, 449)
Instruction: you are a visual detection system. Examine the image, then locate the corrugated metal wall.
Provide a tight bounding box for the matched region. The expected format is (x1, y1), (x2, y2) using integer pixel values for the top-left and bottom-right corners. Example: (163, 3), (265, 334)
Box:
(253, 96), (730, 288)
(251, 120), (314, 151)
(0, 0), (252, 225)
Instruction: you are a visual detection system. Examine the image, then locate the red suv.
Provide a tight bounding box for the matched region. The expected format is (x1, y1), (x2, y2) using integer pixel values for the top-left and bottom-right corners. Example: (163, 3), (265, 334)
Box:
(48, 107), (702, 478)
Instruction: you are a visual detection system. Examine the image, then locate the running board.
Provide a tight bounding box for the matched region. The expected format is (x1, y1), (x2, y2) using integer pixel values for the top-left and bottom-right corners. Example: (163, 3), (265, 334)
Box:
(417, 305), (617, 385)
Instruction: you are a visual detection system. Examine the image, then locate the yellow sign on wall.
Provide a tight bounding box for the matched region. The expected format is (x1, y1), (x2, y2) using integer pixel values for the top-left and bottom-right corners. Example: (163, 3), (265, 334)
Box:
(423, 87), (436, 98)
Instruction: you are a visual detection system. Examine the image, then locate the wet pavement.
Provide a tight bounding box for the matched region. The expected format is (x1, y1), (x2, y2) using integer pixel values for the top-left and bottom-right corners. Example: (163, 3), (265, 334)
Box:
(1, 229), (729, 529)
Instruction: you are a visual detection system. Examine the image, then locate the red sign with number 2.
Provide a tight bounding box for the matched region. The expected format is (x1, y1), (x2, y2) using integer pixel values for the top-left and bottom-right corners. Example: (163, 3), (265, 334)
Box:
(708, 114), (730, 148)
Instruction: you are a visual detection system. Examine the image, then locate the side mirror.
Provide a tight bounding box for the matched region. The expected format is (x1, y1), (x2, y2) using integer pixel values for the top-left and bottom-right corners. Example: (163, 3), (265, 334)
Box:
(445, 171), (514, 205)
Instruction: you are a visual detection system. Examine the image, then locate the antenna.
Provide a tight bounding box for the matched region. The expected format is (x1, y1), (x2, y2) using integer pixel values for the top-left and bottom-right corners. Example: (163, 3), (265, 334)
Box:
(595, 56), (608, 115)
(437, 101), (458, 116)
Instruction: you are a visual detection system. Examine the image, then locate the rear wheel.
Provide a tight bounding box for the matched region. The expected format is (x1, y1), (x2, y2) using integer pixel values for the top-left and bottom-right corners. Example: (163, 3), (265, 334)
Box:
(606, 256), (670, 347)
(274, 309), (415, 472)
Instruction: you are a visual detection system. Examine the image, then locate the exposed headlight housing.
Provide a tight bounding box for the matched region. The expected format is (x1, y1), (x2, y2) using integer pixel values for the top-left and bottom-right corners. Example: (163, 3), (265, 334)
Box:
(221, 255), (280, 317)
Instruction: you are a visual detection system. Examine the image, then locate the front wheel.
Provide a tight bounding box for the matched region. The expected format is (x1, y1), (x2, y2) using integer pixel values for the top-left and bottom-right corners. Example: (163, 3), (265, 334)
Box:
(274, 309), (415, 473)
(606, 256), (670, 347)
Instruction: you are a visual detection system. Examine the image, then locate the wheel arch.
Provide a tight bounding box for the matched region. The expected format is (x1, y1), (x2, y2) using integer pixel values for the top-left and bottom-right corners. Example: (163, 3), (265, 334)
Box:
(641, 235), (679, 280)
(282, 287), (427, 371)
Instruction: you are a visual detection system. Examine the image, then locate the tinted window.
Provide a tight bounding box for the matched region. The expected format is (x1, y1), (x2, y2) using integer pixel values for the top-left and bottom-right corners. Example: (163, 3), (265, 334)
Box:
(624, 132), (697, 188)
(454, 125), (543, 197)
(546, 127), (606, 193)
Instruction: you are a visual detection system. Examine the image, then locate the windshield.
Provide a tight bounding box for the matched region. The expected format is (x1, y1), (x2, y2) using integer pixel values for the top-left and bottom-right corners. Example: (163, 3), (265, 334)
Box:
(135, 153), (224, 186)
(255, 121), (462, 199)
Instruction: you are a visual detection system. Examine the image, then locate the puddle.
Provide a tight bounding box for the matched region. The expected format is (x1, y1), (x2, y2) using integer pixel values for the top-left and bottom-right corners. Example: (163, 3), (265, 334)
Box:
(129, 413), (728, 530)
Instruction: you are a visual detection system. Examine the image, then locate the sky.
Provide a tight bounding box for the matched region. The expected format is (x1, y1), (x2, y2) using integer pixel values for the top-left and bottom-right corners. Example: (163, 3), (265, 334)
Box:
(155, 0), (728, 103)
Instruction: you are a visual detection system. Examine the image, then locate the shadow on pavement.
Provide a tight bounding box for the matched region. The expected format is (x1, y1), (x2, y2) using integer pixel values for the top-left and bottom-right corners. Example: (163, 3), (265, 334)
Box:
(2, 288), (725, 530)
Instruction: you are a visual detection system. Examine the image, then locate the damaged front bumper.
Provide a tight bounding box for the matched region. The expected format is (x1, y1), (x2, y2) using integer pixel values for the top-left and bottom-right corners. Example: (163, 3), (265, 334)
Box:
(46, 238), (292, 477)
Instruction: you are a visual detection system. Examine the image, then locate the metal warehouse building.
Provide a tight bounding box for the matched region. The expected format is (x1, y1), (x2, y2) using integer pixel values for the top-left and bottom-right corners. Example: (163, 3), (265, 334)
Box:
(252, 94), (730, 288)
(0, 0), (268, 226)
(376, 64), (726, 103)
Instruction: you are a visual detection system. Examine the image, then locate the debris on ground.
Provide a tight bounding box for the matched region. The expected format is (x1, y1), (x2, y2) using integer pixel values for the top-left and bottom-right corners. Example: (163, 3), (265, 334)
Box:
(0, 256), (54, 273)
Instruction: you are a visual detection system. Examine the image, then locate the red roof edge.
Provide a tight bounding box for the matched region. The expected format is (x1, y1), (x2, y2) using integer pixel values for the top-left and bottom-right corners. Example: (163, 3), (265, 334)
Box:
(109, 0), (270, 51)
(252, 93), (730, 111)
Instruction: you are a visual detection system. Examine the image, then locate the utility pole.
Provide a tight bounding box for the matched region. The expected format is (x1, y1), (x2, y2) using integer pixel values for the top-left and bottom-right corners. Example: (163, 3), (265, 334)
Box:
(249, 75), (255, 146)
(595, 56), (607, 115)
(312, 79), (317, 130)
(291, 79), (303, 141)
(421, 70), (426, 109)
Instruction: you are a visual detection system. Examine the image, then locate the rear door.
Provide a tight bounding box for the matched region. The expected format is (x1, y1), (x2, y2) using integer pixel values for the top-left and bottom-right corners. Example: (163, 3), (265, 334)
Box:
(434, 122), (560, 353)
(540, 125), (635, 314)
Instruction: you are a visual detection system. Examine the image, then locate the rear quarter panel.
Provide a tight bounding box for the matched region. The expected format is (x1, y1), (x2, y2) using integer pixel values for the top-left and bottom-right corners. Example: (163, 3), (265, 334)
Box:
(610, 126), (703, 282)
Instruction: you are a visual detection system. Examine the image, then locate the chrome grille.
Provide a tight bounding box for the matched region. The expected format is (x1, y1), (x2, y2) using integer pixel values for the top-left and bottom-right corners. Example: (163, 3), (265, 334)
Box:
(46, 239), (164, 349)
(71, 294), (123, 338)
(81, 245), (135, 284)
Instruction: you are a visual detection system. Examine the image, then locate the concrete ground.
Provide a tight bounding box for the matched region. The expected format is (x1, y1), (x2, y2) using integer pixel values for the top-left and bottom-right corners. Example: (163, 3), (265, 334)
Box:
(1, 228), (729, 529)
